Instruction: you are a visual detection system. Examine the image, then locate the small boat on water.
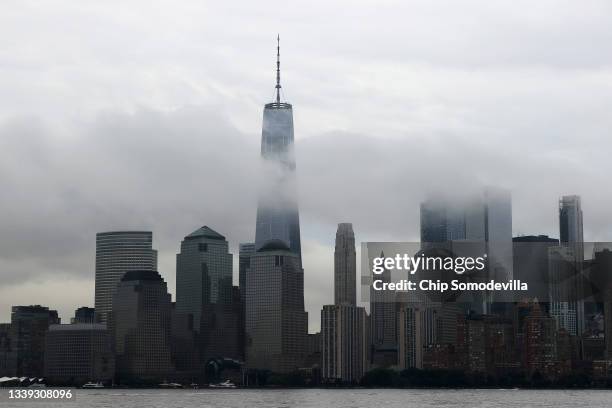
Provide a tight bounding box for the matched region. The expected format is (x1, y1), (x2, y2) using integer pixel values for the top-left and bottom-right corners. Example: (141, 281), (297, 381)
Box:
(82, 382), (105, 389)
(159, 381), (183, 389)
(209, 380), (237, 389)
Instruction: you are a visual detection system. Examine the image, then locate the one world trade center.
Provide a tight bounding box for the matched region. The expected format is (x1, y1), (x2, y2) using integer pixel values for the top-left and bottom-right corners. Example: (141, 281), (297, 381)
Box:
(254, 37), (301, 258)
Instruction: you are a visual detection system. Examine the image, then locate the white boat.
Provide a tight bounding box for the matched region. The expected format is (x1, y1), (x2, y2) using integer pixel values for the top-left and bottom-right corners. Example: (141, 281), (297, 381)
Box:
(82, 382), (105, 389)
(209, 380), (236, 388)
(159, 381), (183, 389)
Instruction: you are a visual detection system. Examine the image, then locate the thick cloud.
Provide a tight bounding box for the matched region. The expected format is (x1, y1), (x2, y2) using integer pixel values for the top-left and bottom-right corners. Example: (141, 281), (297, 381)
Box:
(1, 1), (612, 331)
(1, 105), (611, 330)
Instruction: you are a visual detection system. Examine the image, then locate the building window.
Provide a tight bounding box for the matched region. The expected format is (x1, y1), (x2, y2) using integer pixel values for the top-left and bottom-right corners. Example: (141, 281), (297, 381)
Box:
(199, 243), (208, 252)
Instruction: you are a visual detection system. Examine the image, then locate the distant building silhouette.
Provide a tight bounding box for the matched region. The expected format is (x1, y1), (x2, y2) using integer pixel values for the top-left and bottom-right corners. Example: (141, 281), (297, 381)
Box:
(420, 197), (465, 243)
(322, 223), (367, 383)
(245, 241), (307, 373)
(398, 305), (423, 369)
(176, 226), (233, 332)
(513, 235), (558, 300)
(238, 242), (255, 355)
(334, 223), (357, 306)
(44, 323), (114, 385)
(95, 231), (157, 324)
(369, 255), (398, 367)
(111, 270), (173, 384)
(0, 324), (13, 376)
(420, 187), (513, 312)
(523, 302), (558, 378)
(238, 243), (255, 305)
(9, 305), (60, 377)
(72, 306), (95, 324)
(548, 246), (579, 335)
(558, 195), (585, 336)
(200, 286), (244, 363)
(170, 302), (200, 379)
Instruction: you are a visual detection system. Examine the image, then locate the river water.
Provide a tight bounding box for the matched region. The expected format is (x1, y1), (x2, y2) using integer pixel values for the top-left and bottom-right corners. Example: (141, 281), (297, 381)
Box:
(3, 388), (612, 407)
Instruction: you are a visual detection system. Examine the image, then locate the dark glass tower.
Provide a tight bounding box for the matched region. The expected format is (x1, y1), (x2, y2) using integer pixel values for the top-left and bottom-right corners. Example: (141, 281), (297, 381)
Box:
(111, 270), (173, 383)
(254, 36), (301, 258)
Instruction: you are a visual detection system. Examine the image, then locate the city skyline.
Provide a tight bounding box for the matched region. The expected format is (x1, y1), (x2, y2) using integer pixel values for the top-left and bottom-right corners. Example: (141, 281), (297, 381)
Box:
(3, 2), (612, 332)
(0, 191), (596, 331)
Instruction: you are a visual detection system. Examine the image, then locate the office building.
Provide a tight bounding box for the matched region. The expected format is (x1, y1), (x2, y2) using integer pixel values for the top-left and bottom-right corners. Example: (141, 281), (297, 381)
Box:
(245, 241), (307, 373)
(176, 226), (233, 332)
(72, 307), (95, 324)
(0, 324), (14, 376)
(95, 231), (157, 323)
(200, 286), (244, 362)
(334, 223), (357, 306)
(44, 323), (114, 385)
(254, 37), (301, 257)
(10, 305), (59, 377)
(559, 195), (585, 336)
(111, 270), (173, 383)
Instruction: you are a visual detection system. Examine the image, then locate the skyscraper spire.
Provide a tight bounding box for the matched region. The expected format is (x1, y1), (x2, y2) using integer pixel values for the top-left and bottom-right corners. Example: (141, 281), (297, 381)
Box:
(276, 34), (281, 103)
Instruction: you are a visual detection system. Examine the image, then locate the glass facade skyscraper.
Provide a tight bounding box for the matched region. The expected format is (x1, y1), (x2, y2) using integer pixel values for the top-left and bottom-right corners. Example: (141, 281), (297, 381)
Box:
(94, 231), (157, 324)
(246, 39), (307, 373)
(557, 195), (585, 336)
(175, 226), (233, 332)
(254, 39), (301, 258)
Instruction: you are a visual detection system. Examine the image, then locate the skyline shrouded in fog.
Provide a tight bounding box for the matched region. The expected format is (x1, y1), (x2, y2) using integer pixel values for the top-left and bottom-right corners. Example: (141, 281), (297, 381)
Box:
(1, 1), (612, 331)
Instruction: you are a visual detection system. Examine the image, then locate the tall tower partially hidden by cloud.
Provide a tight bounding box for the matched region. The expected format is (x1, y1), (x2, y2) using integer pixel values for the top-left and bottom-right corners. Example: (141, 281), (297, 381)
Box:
(94, 231), (157, 324)
(254, 36), (301, 258)
(246, 38), (307, 373)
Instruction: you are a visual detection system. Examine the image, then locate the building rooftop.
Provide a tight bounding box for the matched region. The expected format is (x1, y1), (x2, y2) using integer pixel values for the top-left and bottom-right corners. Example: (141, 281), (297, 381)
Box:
(185, 226), (226, 241)
(49, 323), (107, 331)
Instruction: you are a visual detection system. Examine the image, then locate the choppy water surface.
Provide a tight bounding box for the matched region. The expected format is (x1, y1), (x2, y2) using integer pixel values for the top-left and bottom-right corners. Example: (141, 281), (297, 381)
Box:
(4, 388), (612, 408)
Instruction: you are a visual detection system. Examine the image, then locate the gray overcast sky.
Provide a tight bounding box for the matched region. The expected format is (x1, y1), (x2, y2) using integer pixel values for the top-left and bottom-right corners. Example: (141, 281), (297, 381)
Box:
(1, 1), (612, 331)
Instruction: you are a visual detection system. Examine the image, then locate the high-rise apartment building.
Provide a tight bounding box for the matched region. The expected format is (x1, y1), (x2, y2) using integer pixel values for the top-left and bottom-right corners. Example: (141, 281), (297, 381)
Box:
(321, 304), (367, 383)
